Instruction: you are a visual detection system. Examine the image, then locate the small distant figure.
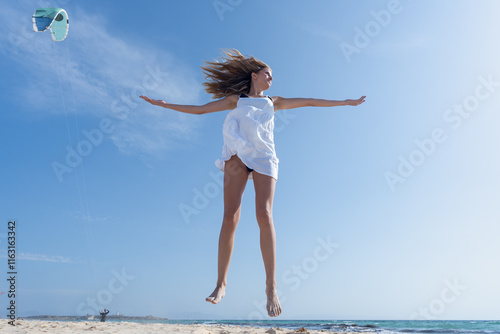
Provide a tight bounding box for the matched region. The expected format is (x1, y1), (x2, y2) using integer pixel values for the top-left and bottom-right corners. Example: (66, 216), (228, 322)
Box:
(100, 309), (109, 322)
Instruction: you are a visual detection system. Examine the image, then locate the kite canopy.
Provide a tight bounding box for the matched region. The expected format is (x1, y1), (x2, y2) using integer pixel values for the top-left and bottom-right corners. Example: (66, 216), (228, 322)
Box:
(32, 8), (69, 41)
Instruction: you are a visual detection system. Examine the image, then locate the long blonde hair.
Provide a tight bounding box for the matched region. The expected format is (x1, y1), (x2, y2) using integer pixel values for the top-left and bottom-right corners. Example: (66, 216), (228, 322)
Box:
(201, 49), (270, 99)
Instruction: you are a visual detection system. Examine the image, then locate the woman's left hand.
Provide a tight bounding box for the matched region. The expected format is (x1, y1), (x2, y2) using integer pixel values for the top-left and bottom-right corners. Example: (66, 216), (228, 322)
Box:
(346, 96), (366, 106)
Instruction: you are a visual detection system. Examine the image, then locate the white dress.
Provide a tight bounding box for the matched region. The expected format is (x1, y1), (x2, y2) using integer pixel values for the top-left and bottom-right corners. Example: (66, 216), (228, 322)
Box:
(215, 95), (279, 181)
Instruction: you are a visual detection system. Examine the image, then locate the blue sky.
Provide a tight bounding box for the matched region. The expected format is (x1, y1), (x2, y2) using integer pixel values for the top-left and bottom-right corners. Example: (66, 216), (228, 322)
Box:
(1, 0), (499, 320)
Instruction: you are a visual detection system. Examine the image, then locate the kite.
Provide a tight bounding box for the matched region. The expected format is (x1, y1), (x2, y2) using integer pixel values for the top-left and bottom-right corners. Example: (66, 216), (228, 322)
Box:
(32, 8), (69, 41)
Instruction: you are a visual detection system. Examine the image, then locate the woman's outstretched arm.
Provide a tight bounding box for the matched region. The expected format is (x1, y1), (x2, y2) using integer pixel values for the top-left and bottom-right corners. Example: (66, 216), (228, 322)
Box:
(139, 94), (238, 115)
(273, 96), (366, 111)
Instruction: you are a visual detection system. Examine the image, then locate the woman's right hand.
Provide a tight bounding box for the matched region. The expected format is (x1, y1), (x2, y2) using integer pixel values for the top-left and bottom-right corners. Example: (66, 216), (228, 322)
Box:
(140, 95), (167, 107)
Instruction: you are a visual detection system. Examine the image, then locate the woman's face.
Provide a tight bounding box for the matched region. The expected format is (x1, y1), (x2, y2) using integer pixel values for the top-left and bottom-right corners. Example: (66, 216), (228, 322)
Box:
(252, 67), (273, 90)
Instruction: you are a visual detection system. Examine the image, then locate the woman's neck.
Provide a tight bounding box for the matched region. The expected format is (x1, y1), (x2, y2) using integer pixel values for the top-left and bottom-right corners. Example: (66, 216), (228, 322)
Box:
(247, 89), (265, 97)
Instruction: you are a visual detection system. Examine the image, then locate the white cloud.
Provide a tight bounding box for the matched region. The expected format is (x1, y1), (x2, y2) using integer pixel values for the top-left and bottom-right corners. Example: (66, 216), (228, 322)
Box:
(300, 22), (343, 43)
(0, 250), (73, 263)
(71, 212), (109, 223)
(1, 3), (204, 157)
(366, 34), (431, 55)
(299, 14), (431, 59)
(21, 288), (93, 296)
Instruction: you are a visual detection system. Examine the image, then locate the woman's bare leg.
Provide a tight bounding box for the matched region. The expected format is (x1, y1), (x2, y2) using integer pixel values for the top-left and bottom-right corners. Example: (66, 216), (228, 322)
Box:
(206, 155), (250, 304)
(252, 171), (281, 317)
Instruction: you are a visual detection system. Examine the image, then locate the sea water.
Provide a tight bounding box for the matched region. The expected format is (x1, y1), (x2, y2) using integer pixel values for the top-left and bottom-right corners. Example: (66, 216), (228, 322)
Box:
(38, 318), (500, 334)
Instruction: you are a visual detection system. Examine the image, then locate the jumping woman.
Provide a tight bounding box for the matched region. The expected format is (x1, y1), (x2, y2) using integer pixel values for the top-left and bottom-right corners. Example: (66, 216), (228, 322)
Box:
(140, 49), (366, 317)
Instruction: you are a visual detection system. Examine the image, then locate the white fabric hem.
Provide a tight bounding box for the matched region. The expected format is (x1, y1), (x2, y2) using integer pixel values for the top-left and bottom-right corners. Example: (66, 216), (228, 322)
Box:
(215, 156), (277, 181)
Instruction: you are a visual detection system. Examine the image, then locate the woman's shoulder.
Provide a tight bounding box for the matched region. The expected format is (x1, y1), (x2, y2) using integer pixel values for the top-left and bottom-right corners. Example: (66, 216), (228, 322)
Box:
(270, 96), (285, 110)
(223, 94), (240, 103)
(270, 96), (283, 104)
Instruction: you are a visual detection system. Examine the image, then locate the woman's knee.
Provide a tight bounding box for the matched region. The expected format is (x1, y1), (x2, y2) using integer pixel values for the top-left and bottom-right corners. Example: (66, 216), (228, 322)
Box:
(256, 207), (273, 224)
(223, 210), (240, 227)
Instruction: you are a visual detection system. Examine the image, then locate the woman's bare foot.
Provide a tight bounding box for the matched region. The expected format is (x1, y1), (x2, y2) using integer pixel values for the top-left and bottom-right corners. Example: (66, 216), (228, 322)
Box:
(266, 287), (282, 317)
(206, 285), (226, 304)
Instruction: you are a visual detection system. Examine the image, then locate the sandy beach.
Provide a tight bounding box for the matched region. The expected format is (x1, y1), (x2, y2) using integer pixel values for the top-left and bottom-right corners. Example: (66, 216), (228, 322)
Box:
(0, 320), (374, 334)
